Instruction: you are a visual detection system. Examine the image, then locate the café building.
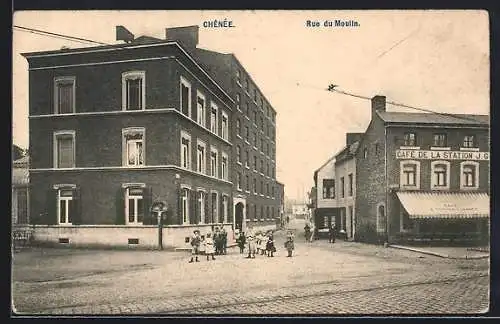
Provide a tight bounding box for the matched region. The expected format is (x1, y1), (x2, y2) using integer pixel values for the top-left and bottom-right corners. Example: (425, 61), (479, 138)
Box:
(355, 95), (490, 245)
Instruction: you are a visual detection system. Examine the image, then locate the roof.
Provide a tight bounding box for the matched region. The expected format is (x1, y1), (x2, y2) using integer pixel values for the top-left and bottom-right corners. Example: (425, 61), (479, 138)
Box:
(12, 168), (29, 186)
(377, 111), (489, 126)
(314, 155), (336, 174)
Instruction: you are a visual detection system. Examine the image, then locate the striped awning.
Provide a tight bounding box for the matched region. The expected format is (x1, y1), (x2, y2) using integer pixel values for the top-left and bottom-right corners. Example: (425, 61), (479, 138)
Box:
(396, 191), (489, 219)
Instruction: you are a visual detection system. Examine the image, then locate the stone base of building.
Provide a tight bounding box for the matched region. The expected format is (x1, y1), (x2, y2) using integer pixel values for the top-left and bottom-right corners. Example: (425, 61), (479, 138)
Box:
(245, 219), (278, 233)
(31, 223), (236, 250)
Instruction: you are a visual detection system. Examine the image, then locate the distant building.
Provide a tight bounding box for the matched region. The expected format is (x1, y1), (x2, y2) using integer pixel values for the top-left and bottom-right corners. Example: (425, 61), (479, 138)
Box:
(291, 203), (308, 219)
(312, 155), (338, 230)
(12, 156), (30, 226)
(355, 95), (490, 244)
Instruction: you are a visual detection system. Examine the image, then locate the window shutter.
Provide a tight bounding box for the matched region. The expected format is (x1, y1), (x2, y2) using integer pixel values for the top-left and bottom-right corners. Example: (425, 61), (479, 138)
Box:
(204, 193), (209, 224)
(115, 187), (125, 225)
(194, 191), (200, 224)
(219, 194), (224, 224)
(177, 187), (182, 225)
(142, 187), (154, 225)
(189, 190), (196, 224)
(45, 189), (58, 225)
(71, 187), (82, 225)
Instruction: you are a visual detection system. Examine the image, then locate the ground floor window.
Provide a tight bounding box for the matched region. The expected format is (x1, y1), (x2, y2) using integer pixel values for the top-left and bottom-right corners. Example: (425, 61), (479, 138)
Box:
(222, 195), (229, 223)
(126, 187), (144, 225)
(376, 204), (385, 233)
(400, 210), (411, 231)
(211, 192), (218, 224)
(58, 188), (74, 225)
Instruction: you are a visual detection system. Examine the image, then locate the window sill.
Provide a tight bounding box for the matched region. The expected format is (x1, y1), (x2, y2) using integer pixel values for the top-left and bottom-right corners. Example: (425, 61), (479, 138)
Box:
(245, 165), (250, 169)
(245, 116), (250, 121)
(431, 186), (450, 191)
(237, 162), (242, 166)
(253, 146), (258, 151)
(460, 147), (480, 152)
(400, 185), (420, 190)
(236, 135), (242, 139)
(430, 147), (451, 151)
(236, 80), (242, 87)
(399, 146), (420, 150)
(460, 186), (479, 191)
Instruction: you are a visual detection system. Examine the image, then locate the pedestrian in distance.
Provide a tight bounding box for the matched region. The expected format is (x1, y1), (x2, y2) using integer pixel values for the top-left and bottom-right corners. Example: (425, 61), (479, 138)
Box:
(284, 230), (295, 257)
(266, 232), (276, 257)
(221, 226), (228, 255)
(237, 231), (246, 254)
(188, 230), (201, 263)
(213, 226), (221, 255)
(329, 223), (336, 244)
(304, 224), (311, 243)
(246, 228), (256, 259)
(204, 232), (216, 261)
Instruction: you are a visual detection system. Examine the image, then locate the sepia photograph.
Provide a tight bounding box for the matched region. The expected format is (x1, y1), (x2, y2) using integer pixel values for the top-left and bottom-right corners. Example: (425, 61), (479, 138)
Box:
(11, 10), (490, 315)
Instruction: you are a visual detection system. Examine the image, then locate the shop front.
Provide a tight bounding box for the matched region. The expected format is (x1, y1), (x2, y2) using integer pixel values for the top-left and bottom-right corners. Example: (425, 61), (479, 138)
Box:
(395, 191), (490, 245)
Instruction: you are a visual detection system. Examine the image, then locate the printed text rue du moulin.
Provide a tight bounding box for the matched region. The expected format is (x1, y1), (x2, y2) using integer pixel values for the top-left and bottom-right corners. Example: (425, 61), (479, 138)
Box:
(306, 19), (360, 28)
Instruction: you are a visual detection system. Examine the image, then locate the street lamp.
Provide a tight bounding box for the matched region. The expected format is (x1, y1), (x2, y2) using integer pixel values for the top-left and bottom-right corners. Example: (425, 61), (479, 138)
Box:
(151, 201), (168, 250)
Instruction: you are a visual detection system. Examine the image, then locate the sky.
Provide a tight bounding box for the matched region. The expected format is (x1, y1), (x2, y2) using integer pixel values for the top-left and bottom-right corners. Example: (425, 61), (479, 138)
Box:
(12, 10), (489, 201)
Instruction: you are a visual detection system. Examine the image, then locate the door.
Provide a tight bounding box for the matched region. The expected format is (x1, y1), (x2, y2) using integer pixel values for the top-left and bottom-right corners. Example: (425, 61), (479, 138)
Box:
(235, 202), (244, 230)
(348, 206), (353, 239)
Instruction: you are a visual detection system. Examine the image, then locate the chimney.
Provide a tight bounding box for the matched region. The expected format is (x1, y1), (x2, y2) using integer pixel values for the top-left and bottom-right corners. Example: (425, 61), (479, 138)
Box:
(165, 25), (199, 50)
(371, 95), (386, 120)
(346, 133), (363, 146)
(116, 26), (135, 43)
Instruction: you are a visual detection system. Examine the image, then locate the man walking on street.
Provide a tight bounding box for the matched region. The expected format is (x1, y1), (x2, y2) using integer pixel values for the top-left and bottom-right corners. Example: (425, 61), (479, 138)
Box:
(329, 223), (336, 244)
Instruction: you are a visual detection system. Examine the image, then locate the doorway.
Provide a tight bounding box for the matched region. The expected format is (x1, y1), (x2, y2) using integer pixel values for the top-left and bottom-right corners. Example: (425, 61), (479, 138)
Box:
(235, 202), (244, 231)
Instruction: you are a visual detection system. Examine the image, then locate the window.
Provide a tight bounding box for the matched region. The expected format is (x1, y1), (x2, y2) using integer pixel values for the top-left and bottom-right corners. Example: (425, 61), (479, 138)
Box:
(211, 192), (218, 224)
(210, 103), (218, 134)
(460, 161), (479, 190)
(272, 186), (275, 198)
(253, 155), (258, 170)
(260, 117), (264, 130)
(236, 69), (241, 85)
(180, 131), (191, 169)
(221, 153), (228, 180)
(180, 76), (191, 117)
(463, 135), (475, 148)
(236, 119), (241, 137)
(126, 187), (144, 225)
(431, 161), (450, 190)
(222, 195), (229, 223)
(210, 147), (218, 178)
(237, 172), (242, 190)
(236, 145), (241, 164)
(403, 133), (417, 146)
(198, 191), (206, 224)
(400, 161), (421, 189)
(197, 140), (206, 174)
(260, 180), (264, 195)
(221, 111), (229, 140)
(246, 102), (250, 116)
(266, 183), (270, 196)
(235, 93), (241, 111)
(253, 178), (257, 193)
(54, 131), (75, 168)
(57, 188), (74, 224)
(260, 138), (264, 152)
(375, 143), (380, 155)
(181, 188), (190, 225)
(376, 204), (385, 233)
(340, 209), (347, 232)
(340, 177), (345, 198)
(253, 132), (258, 147)
(266, 163), (269, 177)
(433, 134), (447, 147)
(54, 76), (75, 114)
(253, 110), (257, 125)
(348, 174), (353, 196)
(260, 159), (264, 174)
(323, 179), (335, 199)
(254, 89), (257, 102)
(123, 128), (145, 167)
(245, 78), (249, 92)
(363, 148), (368, 159)
(246, 175), (250, 192)
(245, 150), (250, 168)
(245, 126), (250, 142)
(196, 91), (206, 127)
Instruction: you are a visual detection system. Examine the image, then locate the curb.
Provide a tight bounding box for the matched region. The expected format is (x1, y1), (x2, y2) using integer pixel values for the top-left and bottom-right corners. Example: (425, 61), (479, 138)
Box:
(388, 245), (490, 260)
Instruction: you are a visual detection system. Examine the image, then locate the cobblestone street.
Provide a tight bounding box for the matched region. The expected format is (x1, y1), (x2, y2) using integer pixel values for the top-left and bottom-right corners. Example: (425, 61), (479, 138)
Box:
(12, 222), (489, 315)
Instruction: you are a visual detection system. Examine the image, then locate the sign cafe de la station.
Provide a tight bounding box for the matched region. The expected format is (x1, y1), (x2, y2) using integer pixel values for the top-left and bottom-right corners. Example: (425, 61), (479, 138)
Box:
(395, 149), (490, 161)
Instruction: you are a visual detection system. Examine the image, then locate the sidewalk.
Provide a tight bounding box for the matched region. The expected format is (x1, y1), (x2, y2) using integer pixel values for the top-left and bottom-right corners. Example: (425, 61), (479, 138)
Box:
(388, 244), (490, 260)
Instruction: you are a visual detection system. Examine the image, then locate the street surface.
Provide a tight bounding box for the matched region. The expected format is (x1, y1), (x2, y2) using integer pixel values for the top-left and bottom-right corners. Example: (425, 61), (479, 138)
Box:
(12, 218), (489, 315)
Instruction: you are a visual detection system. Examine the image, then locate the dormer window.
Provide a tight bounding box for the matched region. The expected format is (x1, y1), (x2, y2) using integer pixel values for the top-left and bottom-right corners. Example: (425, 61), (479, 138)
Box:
(463, 135), (475, 148)
(433, 134), (447, 147)
(403, 132), (417, 146)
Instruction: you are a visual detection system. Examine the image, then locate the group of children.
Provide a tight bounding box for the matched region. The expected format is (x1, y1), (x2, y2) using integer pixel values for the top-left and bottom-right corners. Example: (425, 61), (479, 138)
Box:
(236, 229), (296, 258)
(188, 225), (228, 263)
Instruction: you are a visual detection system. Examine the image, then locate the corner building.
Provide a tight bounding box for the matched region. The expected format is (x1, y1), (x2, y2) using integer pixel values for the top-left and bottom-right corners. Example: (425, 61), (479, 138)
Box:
(355, 96), (490, 244)
(24, 38), (236, 249)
